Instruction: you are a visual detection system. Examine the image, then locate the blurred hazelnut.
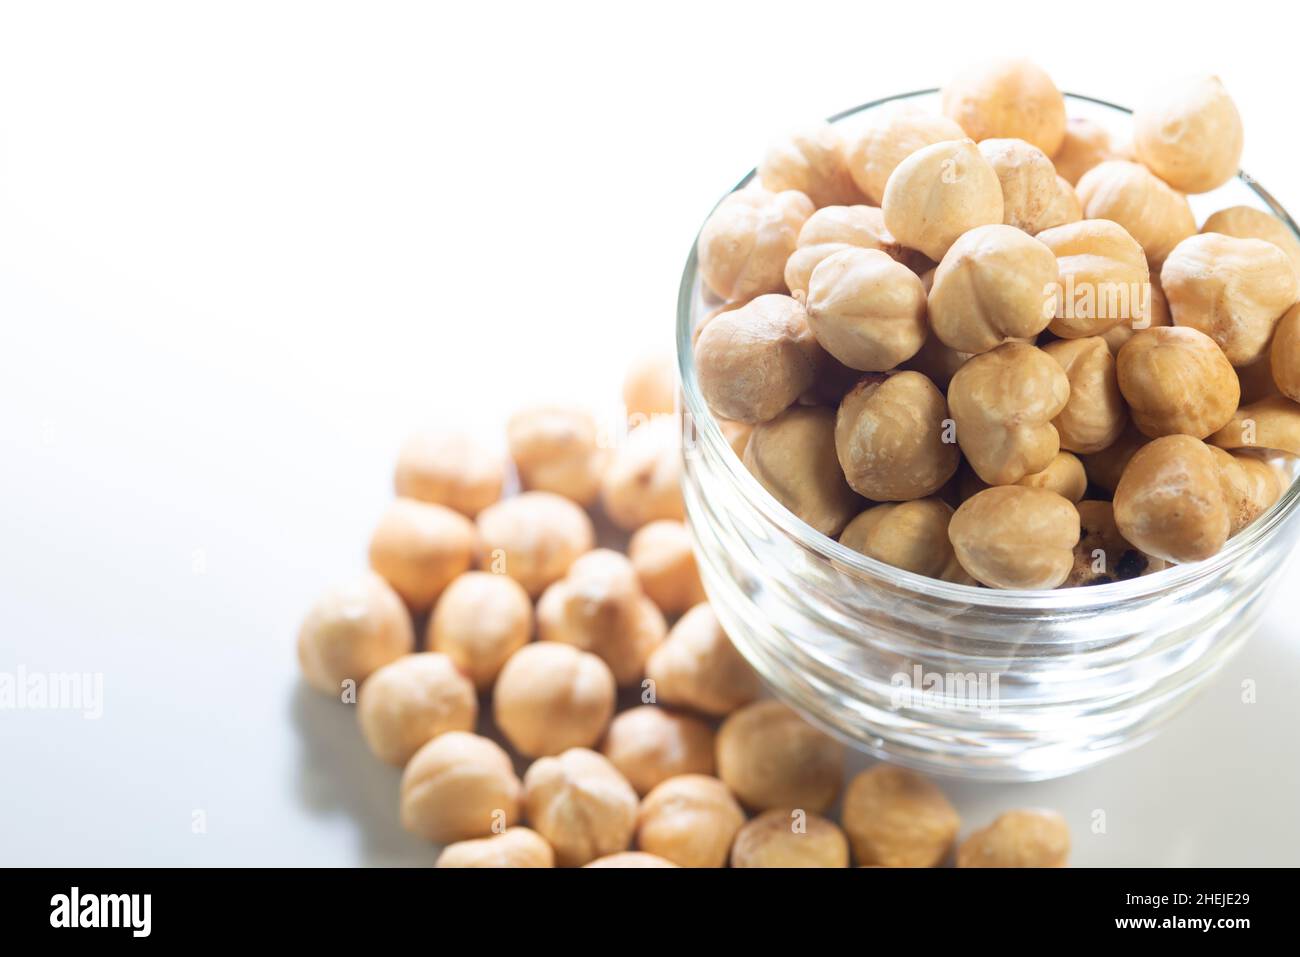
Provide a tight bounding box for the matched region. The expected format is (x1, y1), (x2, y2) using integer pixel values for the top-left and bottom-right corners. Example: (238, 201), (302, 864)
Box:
(1202, 206), (1300, 278)
(759, 123), (866, 208)
(368, 498), (477, 611)
(882, 139), (1005, 262)
(523, 748), (638, 867)
(506, 406), (607, 507)
(600, 417), (686, 531)
(644, 603), (762, 717)
(1134, 75), (1243, 194)
(493, 642), (616, 758)
(393, 430), (504, 518)
(476, 491), (594, 597)
(628, 520), (707, 616)
(399, 732), (520, 844)
(730, 809), (850, 868)
(1052, 117), (1117, 186)
(357, 652), (477, 767)
(636, 774), (746, 869)
(842, 766), (960, 868)
(697, 187), (813, 301)
(428, 571), (532, 691)
(297, 572), (414, 695)
(583, 852), (678, 868)
(844, 106), (967, 205)
(715, 700), (844, 812)
(941, 58), (1066, 154)
(601, 706), (716, 796)
(957, 809), (1070, 868)
(623, 353), (677, 422)
(435, 827), (554, 868)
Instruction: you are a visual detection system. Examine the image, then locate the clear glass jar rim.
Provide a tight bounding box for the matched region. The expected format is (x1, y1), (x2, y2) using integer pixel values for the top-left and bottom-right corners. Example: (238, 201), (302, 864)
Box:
(676, 88), (1300, 611)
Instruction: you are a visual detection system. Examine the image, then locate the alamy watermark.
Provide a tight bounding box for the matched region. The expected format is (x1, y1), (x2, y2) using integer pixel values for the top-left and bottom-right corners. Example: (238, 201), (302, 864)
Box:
(0, 666), (103, 719)
(890, 664), (1000, 714)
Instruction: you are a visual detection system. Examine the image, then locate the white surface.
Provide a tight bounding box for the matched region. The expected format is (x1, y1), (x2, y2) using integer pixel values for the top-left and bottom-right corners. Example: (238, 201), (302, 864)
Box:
(1, 0), (1298, 866)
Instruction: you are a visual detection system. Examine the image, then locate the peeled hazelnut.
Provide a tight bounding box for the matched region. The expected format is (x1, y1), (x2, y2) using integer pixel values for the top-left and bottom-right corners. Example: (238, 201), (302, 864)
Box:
(949, 486), (1080, 589)
(357, 652), (477, 767)
(506, 406), (607, 507)
(393, 430), (504, 518)
(759, 123), (865, 208)
(834, 372), (959, 501)
(805, 247), (928, 371)
(600, 416), (686, 531)
(744, 404), (863, 538)
(537, 549), (665, 685)
(1113, 435), (1231, 563)
(1210, 446), (1283, 536)
(844, 106), (967, 205)
(697, 187), (813, 301)
(623, 353), (676, 422)
(1037, 219), (1151, 338)
(785, 205), (919, 296)
(368, 498), (477, 611)
(1076, 161), (1196, 269)
(1067, 500), (1167, 587)
(978, 138), (1059, 234)
(719, 419), (754, 458)
(730, 809), (850, 868)
(1134, 75), (1243, 194)
(1079, 420), (1147, 493)
(628, 520), (707, 617)
(297, 572), (414, 695)
(1238, 356), (1282, 405)
(941, 58), (1066, 154)
(493, 642), (616, 758)
(636, 774), (746, 869)
(839, 498), (971, 583)
(1052, 117), (1117, 186)
(1016, 451), (1088, 502)
(694, 294), (819, 423)
(1116, 326), (1239, 439)
(948, 343), (1070, 485)
(1038, 175), (1083, 232)
(1202, 206), (1300, 278)
(476, 491), (594, 597)
(715, 700), (844, 812)
(1162, 233), (1299, 366)
(584, 852), (678, 868)
(882, 139), (1005, 262)
(523, 748), (638, 868)
(644, 603), (761, 717)
(957, 809), (1070, 868)
(429, 571), (532, 690)
(1101, 277), (1171, 356)
(902, 329), (971, 389)
(435, 827), (554, 869)
(1272, 305), (1300, 401)
(1042, 337), (1127, 454)
(1209, 396), (1300, 457)
(842, 766), (961, 868)
(399, 732), (521, 844)
(928, 224), (1059, 354)
(601, 706), (716, 796)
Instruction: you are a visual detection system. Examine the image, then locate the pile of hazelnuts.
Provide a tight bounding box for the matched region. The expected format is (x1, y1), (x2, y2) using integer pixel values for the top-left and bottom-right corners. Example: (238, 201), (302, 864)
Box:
(295, 356), (1069, 867)
(694, 60), (1300, 589)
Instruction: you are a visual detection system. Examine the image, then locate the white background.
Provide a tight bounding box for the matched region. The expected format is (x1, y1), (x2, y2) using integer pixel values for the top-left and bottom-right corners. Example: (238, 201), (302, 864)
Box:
(2, 0), (1298, 866)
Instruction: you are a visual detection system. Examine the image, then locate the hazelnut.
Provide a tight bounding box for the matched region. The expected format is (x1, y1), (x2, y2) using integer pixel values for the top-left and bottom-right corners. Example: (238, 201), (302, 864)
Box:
(506, 406), (607, 507)
(493, 642), (616, 758)
(947, 342), (1070, 485)
(744, 404), (863, 537)
(399, 732), (521, 844)
(1116, 326), (1239, 439)
(1076, 161), (1196, 268)
(1037, 219), (1151, 338)
(1134, 75), (1243, 194)
(838, 498), (971, 583)
(1210, 446), (1283, 535)
(834, 372), (959, 501)
(902, 329), (971, 390)
(393, 430), (504, 518)
(785, 204), (919, 296)
(696, 187), (813, 301)
(297, 572), (414, 695)
(805, 247), (928, 371)
(1038, 175), (1083, 232)
(357, 652), (477, 767)
(537, 549), (665, 685)
(1042, 337), (1127, 454)
(1067, 500), (1167, 587)
(1052, 117), (1117, 186)
(949, 486), (1080, 589)
(1016, 450), (1088, 502)
(1238, 356), (1282, 405)
(429, 571), (532, 690)
(1101, 277), (1171, 356)
(1080, 419), (1149, 493)
(476, 491), (594, 597)
(644, 603), (762, 717)
(843, 106), (967, 205)
(435, 827), (554, 868)
(941, 58), (1066, 154)
(928, 224), (1059, 354)
(623, 353), (676, 422)
(1272, 305), (1300, 401)
(694, 294), (819, 423)
(599, 416), (686, 531)
(1209, 396), (1300, 457)
(628, 520), (707, 617)
(523, 748), (638, 867)
(1202, 206), (1300, 278)
(715, 700), (844, 812)
(881, 139), (1005, 262)
(957, 809), (1070, 868)
(583, 852), (678, 868)
(719, 419), (754, 458)
(842, 766), (960, 868)
(635, 774), (745, 868)
(784, 242), (853, 299)
(1162, 233), (1299, 366)
(759, 123), (865, 208)
(978, 138), (1059, 234)
(601, 706), (716, 796)
(1113, 435), (1231, 563)
(730, 809), (850, 868)
(368, 498), (477, 611)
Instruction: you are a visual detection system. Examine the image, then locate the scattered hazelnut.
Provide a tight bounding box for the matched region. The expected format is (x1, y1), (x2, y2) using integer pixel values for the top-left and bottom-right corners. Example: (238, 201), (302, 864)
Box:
(601, 706), (716, 796)
(957, 809), (1070, 868)
(523, 748), (638, 867)
(1016, 450), (1088, 502)
(838, 498), (971, 583)
(600, 417), (686, 531)
(297, 572), (414, 695)
(1209, 396), (1300, 457)
(1134, 75), (1243, 194)
(435, 827), (555, 868)
(368, 498), (477, 611)
(644, 603), (762, 717)
(393, 430), (504, 518)
(1270, 304), (1300, 402)
(842, 766), (961, 868)
(628, 520), (707, 616)
(493, 642), (616, 758)
(1037, 218), (1150, 338)
(357, 652), (477, 767)
(399, 732), (521, 844)
(428, 571), (532, 690)
(941, 58), (1066, 154)
(1052, 117), (1117, 186)
(805, 247), (928, 371)
(506, 406), (607, 507)
(715, 700), (844, 812)
(978, 138), (1059, 234)
(882, 139), (1005, 262)
(1116, 326), (1239, 438)
(1042, 337), (1127, 454)
(476, 490), (594, 597)
(1076, 160), (1196, 268)
(636, 774), (746, 868)
(843, 106), (967, 205)
(1066, 500), (1167, 586)
(697, 187), (813, 301)
(759, 123), (866, 208)
(730, 809), (850, 868)
(949, 486), (1080, 589)
(785, 204), (919, 296)
(1080, 419), (1149, 493)
(1113, 434), (1231, 563)
(1201, 206), (1300, 278)
(623, 353), (677, 422)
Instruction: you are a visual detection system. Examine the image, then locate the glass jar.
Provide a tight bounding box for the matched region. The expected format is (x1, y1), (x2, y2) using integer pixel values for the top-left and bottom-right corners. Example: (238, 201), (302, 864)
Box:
(676, 90), (1300, 781)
